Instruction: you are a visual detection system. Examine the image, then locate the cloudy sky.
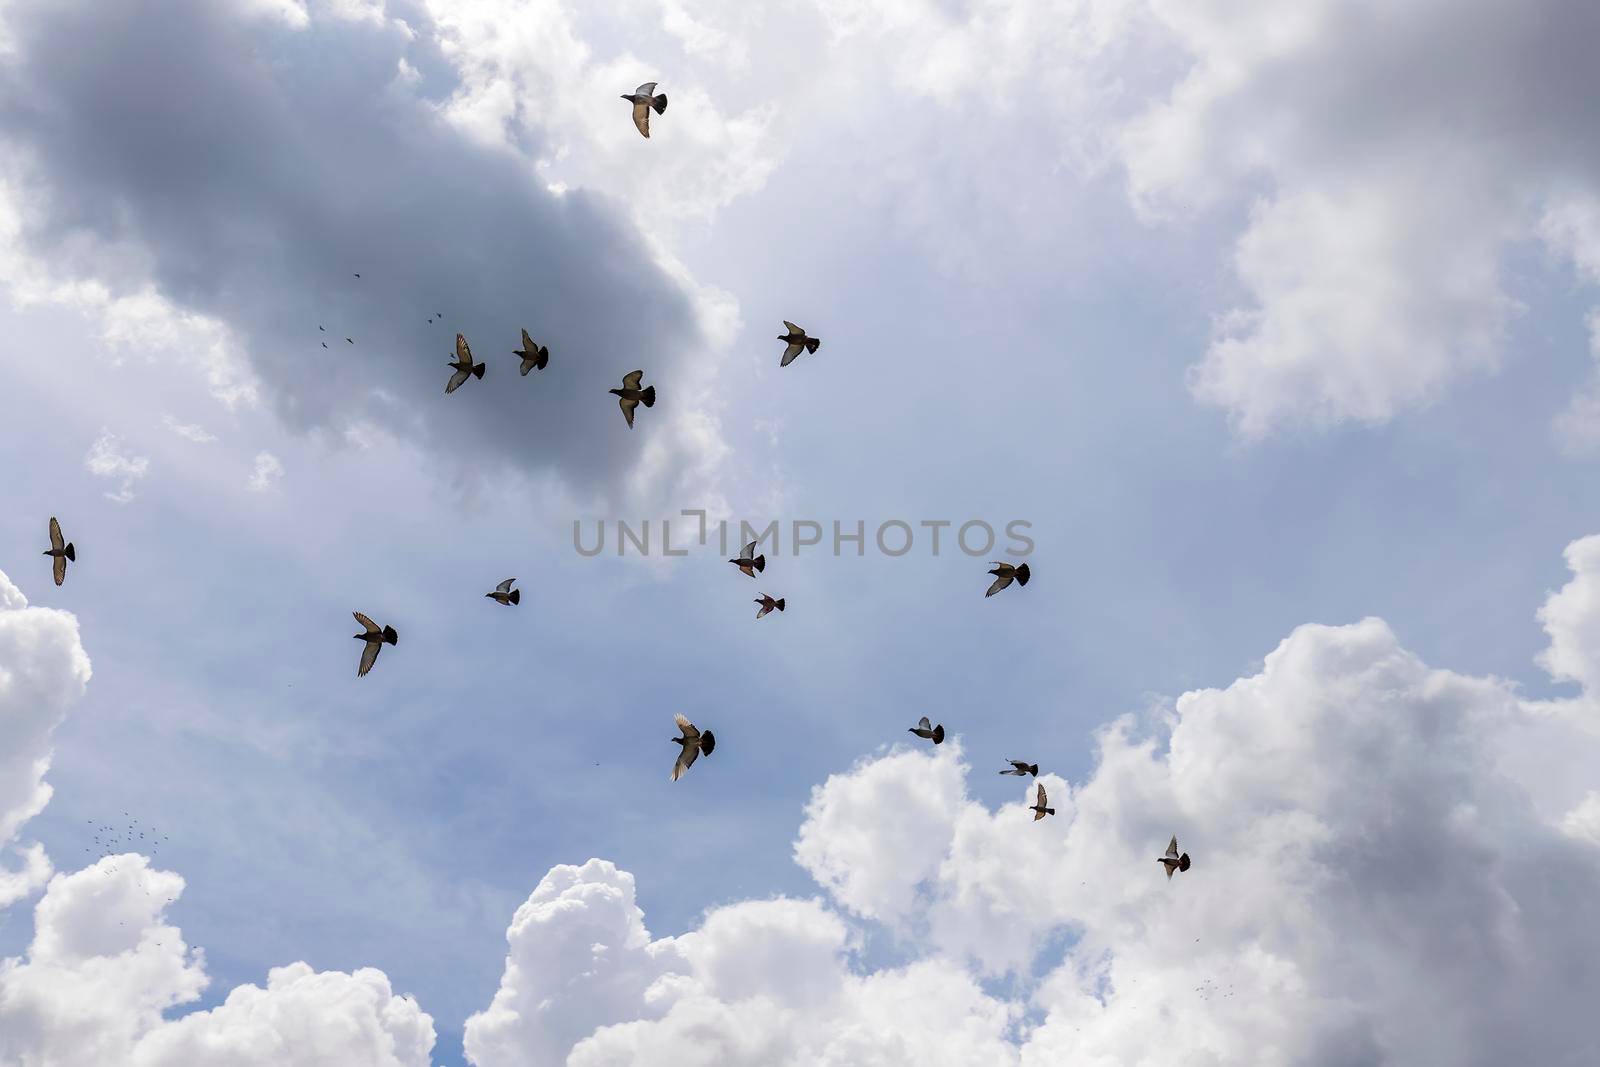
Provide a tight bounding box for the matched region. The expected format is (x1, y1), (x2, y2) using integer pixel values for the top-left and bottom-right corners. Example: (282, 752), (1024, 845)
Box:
(3, 0), (1600, 1063)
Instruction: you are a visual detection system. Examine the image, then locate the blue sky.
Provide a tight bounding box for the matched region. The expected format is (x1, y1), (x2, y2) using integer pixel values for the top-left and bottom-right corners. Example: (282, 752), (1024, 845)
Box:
(3, 1), (1600, 1065)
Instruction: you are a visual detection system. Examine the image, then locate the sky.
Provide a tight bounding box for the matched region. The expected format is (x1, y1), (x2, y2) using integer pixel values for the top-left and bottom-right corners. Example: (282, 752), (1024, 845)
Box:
(2, 0), (1600, 1064)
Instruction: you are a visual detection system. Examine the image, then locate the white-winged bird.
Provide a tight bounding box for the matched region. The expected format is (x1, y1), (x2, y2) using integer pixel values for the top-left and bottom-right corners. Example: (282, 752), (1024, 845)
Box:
(43, 517), (75, 587)
(1000, 760), (1039, 777)
(610, 370), (656, 428)
(729, 541), (765, 577)
(352, 612), (398, 677)
(985, 561), (1031, 598)
(755, 594), (785, 619)
(670, 713), (715, 781)
(908, 716), (945, 744)
(623, 82), (668, 138)
(447, 333), (486, 394)
(514, 329), (549, 375)
(777, 321), (821, 367)
(486, 578), (520, 606)
(1158, 835), (1192, 880)
(1030, 783), (1055, 820)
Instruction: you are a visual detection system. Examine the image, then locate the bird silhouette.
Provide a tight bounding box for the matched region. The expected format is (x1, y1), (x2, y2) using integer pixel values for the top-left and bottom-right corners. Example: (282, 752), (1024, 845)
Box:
(622, 82), (668, 138)
(346, 337), (353, 344)
(447, 333), (486, 394)
(610, 370), (656, 428)
(670, 713), (715, 781)
(351, 612), (398, 677)
(1158, 835), (1192, 880)
(985, 561), (1031, 597)
(514, 329), (549, 375)
(908, 716), (945, 744)
(777, 321), (821, 367)
(43, 516), (75, 586)
(729, 541), (765, 577)
(754, 594), (785, 619)
(999, 759), (1039, 777)
(486, 578), (520, 606)
(1030, 783), (1055, 820)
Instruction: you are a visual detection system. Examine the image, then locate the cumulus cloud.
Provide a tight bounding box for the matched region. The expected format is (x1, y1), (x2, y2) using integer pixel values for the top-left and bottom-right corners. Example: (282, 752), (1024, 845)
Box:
(247, 450), (285, 492)
(83, 429), (150, 503)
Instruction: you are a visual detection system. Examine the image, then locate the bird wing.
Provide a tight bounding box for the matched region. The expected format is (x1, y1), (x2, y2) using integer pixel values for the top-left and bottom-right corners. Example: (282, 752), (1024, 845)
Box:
(446, 368), (470, 394)
(780, 342), (804, 367)
(1166, 835), (1180, 859)
(782, 321), (801, 335)
(618, 396), (637, 428)
(1010, 760), (1028, 772)
(672, 743), (698, 780)
(496, 578), (515, 594)
(674, 713), (700, 740)
(358, 639), (380, 677)
(520, 329), (536, 352)
(352, 612), (380, 634)
(1164, 861), (1175, 880)
(1037, 783), (1048, 808)
(986, 574), (1012, 597)
(635, 82), (657, 97)
(53, 554), (66, 586)
(622, 370), (645, 391)
(49, 517), (63, 552)
(756, 600), (773, 619)
(742, 541), (757, 559)
(632, 101), (651, 137)
(917, 716), (932, 732)
(456, 333), (474, 364)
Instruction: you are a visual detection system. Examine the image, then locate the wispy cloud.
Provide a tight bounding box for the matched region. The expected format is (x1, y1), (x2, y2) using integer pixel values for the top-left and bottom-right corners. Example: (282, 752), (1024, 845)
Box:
(83, 429), (149, 504)
(247, 451), (283, 492)
(160, 414), (217, 444)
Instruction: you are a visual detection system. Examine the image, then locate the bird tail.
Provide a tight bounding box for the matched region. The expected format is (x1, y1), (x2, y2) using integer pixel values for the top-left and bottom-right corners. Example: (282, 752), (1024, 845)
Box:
(1015, 563), (1030, 586)
(472, 363), (486, 380)
(536, 347), (549, 369)
(805, 338), (820, 353)
(774, 598), (785, 611)
(1045, 807), (1056, 815)
(382, 625), (399, 646)
(1179, 853), (1191, 872)
(931, 724), (945, 744)
(753, 555), (765, 573)
(64, 543), (76, 561)
(640, 386), (656, 407)
(653, 94), (668, 114)
(509, 589), (521, 605)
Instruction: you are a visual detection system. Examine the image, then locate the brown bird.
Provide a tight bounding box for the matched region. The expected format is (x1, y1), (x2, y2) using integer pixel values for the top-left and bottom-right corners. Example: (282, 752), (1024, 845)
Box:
(908, 716), (945, 744)
(985, 561), (1031, 597)
(1030, 783), (1055, 820)
(513, 329), (549, 375)
(447, 333), (486, 394)
(777, 321), (821, 367)
(670, 713), (715, 781)
(999, 760), (1039, 777)
(622, 82), (668, 138)
(729, 540), (765, 577)
(43, 516), (75, 587)
(1158, 835), (1192, 880)
(351, 612), (398, 677)
(755, 594), (785, 619)
(485, 578), (520, 606)
(610, 370), (656, 428)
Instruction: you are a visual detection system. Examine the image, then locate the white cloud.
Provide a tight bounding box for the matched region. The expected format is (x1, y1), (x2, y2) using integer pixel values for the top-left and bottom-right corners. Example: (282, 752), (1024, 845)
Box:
(247, 450), (284, 492)
(83, 429), (150, 504)
(161, 414), (218, 444)
(1531, 532), (1600, 719)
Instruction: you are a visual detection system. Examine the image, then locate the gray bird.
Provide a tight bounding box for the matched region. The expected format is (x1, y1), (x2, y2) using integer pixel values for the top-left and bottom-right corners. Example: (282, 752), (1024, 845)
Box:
(755, 593), (785, 619)
(43, 517), (75, 587)
(622, 82), (668, 138)
(729, 540), (765, 577)
(908, 716), (945, 744)
(514, 329), (549, 375)
(985, 561), (1031, 597)
(610, 370), (656, 428)
(352, 612), (398, 677)
(1158, 835), (1192, 880)
(999, 760), (1039, 777)
(447, 333), (486, 394)
(486, 578), (520, 606)
(670, 713), (715, 781)
(777, 321), (821, 367)
(1030, 783), (1055, 821)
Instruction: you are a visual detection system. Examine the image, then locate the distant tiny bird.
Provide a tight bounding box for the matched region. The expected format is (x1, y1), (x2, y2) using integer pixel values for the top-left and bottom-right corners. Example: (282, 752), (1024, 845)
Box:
(670, 712), (715, 781)
(352, 611), (398, 677)
(622, 82), (668, 138)
(321, 342), (328, 348)
(985, 561), (1031, 598)
(777, 321), (821, 367)
(729, 540), (765, 577)
(514, 329), (549, 375)
(1030, 783), (1055, 820)
(486, 578), (520, 606)
(43, 516), (75, 586)
(999, 759), (1039, 777)
(428, 318), (433, 324)
(610, 370), (656, 428)
(346, 337), (353, 344)
(1158, 835), (1192, 880)
(755, 593), (785, 619)
(908, 716), (945, 744)
(447, 333), (486, 394)
(318, 325), (325, 331)
(353, 273), (361, 278)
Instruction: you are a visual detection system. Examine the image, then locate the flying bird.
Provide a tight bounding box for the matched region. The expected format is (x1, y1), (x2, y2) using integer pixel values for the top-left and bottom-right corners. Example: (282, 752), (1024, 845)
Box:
(346, 337), (353, 344)
(447, 333), (486, 394)
(351, 612), (398, 677)
(999, 760), (1039, 777)
(318, 325), (325, 331)
(670, 713), (715, 781)
(610, 370), (656, 428)
(43, 516), (75, 587)
(729, 541), (765, 577)
(486, 578), (521, 606)
(908, 716), (945, 744)
(1158, 835), (1192, 880)
(985, 561), (1031, 598)
(777, 321), (821, 367)
(1030, 783), (1055, 820)
(622, 82), (668, 138)
(353, 273), (361, 278)
(755, 594), (785, 619)
(321, 342), (328, 348)
(514, 329), (549, 375)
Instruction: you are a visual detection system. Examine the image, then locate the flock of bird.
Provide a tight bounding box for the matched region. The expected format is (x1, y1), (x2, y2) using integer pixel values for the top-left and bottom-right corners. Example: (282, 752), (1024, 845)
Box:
(27, 80), (1193, 888)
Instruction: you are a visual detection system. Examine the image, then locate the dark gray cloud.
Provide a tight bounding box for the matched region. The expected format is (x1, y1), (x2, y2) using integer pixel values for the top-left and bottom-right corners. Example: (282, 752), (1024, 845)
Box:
(0, 0), (701, 494)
